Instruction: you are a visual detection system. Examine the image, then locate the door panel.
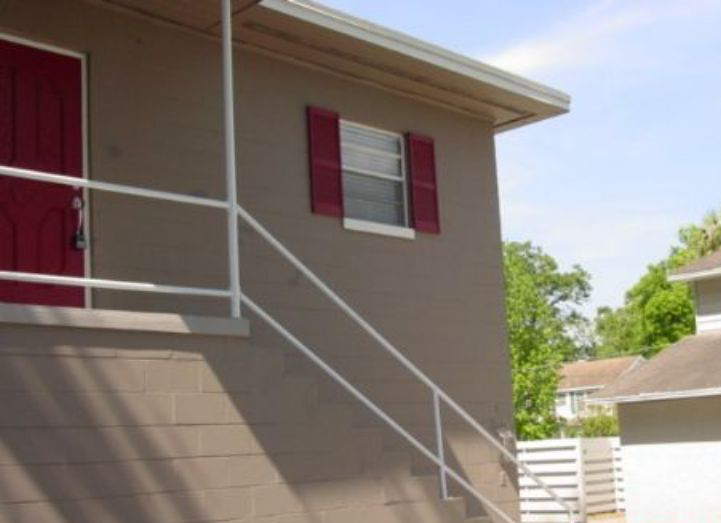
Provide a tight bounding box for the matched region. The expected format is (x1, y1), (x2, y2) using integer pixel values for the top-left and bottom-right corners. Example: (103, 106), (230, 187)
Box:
(0, 38), (84, 307)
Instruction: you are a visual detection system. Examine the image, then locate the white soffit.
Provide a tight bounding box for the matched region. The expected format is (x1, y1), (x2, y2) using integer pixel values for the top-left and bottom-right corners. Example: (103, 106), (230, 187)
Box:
(95, 0), (570, 130)
(97, 0), (259, 30)
(236, 0), (570, 130)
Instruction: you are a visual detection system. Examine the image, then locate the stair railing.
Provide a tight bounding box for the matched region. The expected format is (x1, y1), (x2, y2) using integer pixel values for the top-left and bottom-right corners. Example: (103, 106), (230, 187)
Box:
(235, 206), (577, 523)
(0, 163), (575, 523)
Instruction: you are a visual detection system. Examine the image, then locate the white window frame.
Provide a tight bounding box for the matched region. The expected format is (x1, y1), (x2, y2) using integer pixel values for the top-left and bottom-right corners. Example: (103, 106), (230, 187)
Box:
(339, 119), (414, 239)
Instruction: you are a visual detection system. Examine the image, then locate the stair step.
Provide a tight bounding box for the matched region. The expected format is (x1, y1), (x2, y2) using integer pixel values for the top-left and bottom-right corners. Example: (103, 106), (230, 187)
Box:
(276, 353), (515, 523)
(443, 496), (468, 520)
(383, 474), (440, 503)
(366, 450), (412, 479)
(349, 426), (384, 462)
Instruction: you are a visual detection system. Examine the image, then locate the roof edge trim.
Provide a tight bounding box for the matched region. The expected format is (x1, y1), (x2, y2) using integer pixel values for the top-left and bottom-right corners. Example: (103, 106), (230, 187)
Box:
(589, 386), (721, 405)
(668, 266), (721, 283)
(258, 0), (570, 112)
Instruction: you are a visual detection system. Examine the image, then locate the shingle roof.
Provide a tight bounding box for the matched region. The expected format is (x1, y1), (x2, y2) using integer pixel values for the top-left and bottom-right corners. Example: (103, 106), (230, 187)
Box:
(669, 249), (721, 281)
(591, 331), (721, 403)
(558, 356), (643, 390)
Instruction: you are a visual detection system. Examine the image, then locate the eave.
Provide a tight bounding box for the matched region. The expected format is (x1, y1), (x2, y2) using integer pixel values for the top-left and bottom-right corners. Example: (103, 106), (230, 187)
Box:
(589, 386), (721, 405)
(91, 0), (570, 132)
(668, 267), (721, 283)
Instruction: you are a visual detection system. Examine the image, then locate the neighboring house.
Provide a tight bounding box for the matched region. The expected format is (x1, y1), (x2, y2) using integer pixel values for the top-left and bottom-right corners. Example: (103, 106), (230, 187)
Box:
(555, 356), (643, 422)
(591, 250), (721, 523)
(0, 2), (569, 523)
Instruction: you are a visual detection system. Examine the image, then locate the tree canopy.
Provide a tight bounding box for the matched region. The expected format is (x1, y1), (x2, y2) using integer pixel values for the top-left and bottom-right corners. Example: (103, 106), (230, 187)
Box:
(504, 208), (721, 439)
(504, 241), (591, 440)
(595, 208), (721, 358)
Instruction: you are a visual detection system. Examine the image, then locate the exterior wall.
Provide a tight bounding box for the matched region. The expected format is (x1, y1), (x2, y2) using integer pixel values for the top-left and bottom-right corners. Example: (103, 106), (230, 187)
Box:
(693, 279), (721, 332)
(0, 323), (465, 523)
(0, 0), (516, 521)
(618, 397), (721, 523)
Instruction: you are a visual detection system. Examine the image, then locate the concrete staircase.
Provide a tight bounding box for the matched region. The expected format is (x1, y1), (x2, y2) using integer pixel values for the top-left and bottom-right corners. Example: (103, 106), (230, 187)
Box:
(0, 316), (510, 523)
(274, 351), (499, 523)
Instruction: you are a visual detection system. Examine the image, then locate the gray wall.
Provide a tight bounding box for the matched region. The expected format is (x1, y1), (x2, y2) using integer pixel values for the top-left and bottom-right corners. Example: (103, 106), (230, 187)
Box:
(1, 0), (516, 520)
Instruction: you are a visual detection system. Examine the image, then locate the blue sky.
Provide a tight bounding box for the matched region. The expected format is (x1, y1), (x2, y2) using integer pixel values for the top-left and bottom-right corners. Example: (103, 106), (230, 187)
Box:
(323, 0), (721, 314)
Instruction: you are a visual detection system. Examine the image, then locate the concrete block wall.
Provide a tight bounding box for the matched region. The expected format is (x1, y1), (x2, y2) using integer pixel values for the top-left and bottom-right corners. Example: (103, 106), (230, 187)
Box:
(0, 322), (507, 523)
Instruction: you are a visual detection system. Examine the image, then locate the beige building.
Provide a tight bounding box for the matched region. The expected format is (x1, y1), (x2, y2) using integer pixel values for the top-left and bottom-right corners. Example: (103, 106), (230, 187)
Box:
(555, 356), (643, 422)
(0, 2), (569, 523)
(592, 251), (721, 523)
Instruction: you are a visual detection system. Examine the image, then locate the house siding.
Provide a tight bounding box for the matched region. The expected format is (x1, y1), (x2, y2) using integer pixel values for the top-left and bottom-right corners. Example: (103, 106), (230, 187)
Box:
(619, 397), (721, 523)
(0, 0), (516, 521)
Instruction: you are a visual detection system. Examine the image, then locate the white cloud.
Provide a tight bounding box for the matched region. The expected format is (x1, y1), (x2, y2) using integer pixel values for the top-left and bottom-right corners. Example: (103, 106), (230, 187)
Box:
(484, 0), (719, 76)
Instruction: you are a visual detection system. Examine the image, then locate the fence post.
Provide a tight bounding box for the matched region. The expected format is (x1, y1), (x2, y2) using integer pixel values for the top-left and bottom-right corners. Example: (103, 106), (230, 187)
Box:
(577, 439), (586, 523)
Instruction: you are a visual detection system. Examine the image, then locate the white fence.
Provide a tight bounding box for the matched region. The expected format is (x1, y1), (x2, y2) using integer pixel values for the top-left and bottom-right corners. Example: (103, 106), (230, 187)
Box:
(517, 437), (624, 523)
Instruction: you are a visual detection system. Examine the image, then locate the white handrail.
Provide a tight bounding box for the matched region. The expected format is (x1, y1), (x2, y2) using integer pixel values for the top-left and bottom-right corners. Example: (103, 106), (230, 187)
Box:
(235, 205), (576, 522)
(241, 293), (518, 523)
(0, 165), (227, 209)
(0, 164), (574, 522)
(0, 271), (231, 298)
(0, 164), (232, 301)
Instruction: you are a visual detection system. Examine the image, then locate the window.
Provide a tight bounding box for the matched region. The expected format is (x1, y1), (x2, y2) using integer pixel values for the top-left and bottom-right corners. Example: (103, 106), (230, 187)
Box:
(340, 121), (409, 229)
(569, 390), (587, 416)
(306, 106), (440, 237)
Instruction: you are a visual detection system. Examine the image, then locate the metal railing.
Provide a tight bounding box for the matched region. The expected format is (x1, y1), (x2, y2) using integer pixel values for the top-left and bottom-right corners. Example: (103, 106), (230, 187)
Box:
(0, 162), (575, 523)
(235, 199), (577, 523)
(0, 164), (233, 300)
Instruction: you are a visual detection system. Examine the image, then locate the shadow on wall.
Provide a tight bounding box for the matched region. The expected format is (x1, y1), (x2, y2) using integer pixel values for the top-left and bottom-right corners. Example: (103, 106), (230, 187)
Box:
(0, 234), (516, 523)
(0, 323), (505, 523)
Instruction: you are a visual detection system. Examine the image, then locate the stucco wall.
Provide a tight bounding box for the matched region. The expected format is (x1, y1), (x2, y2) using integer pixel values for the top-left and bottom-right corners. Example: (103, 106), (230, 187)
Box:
(619, 397), (721, 523)
(0, 0), (516, 521)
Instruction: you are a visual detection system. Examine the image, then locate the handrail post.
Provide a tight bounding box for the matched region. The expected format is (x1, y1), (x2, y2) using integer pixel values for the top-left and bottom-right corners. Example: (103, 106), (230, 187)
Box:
(432, 390), (449, 500)
(221, 0), (242, 318)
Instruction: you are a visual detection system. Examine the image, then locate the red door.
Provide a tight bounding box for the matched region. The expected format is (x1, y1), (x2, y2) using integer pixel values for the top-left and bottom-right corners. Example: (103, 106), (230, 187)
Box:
(0, 38), (84, 307)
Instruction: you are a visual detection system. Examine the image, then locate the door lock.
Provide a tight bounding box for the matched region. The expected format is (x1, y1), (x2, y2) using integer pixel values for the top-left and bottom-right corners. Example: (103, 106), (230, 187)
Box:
(71, 195), (87, 250)
(74, 230), (88, 250)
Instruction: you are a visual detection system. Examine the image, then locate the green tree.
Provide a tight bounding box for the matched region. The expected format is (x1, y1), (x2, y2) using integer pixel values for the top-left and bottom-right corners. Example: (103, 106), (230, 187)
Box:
(595, 208), (721, 358)
(504, 242), (592, 440)
(670, 209), (721, 268)
(562, 412), (619, 438)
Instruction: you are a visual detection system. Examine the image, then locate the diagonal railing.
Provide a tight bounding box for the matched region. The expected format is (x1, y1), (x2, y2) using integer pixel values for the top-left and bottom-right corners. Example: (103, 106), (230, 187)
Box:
(0, 163), (576, 523)
(235, 204), (578, 523)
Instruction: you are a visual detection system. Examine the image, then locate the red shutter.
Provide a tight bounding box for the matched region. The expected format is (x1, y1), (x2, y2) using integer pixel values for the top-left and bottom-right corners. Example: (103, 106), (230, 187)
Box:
(406, 133), (440, 234)
(307, 106), (342, 217)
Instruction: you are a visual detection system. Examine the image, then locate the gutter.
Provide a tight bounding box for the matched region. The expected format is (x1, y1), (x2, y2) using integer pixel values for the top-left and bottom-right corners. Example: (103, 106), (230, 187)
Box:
(588, 386), (721, 405)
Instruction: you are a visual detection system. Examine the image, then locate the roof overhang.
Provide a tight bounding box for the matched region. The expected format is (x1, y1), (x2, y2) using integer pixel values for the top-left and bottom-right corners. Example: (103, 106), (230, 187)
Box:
(668, 267), (721, 283)
(589, 386), (721, 406)
(91, 0), (570, 132)
(557, 385), (603, 393)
